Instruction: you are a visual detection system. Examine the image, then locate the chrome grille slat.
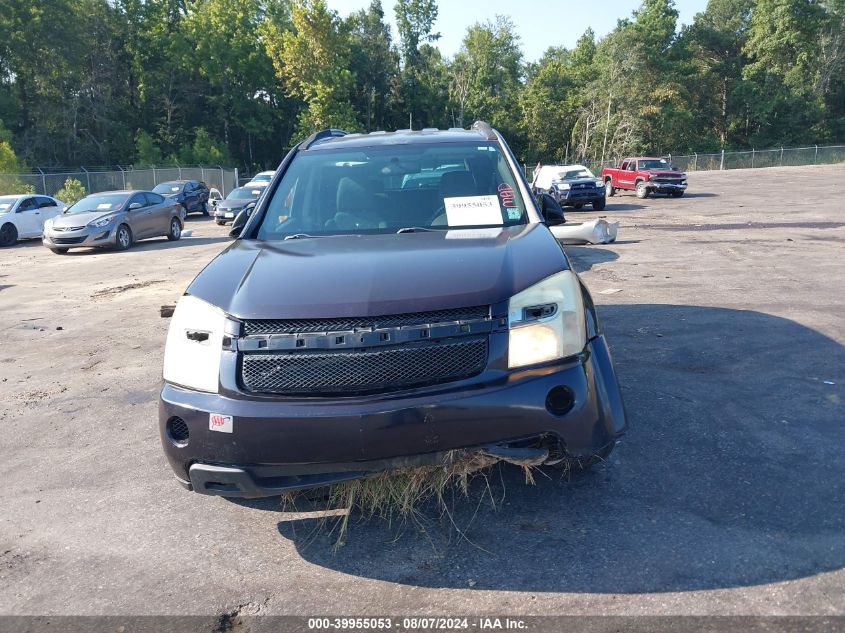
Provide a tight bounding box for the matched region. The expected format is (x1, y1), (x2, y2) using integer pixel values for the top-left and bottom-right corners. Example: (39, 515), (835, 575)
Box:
(242, 306), (490, 336)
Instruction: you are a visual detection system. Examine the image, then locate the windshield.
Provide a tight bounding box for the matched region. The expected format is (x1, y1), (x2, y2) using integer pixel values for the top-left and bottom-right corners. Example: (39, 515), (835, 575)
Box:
(557, 168), (594, 180)
(250, 174), (272, 183)
(639, 159), (670, 170)
(153, 183), (183, 194)
(227, 187), (264, 200)
(0, 197), (18, 213)
(65, 194), (128, 214)
(255, 141), (527, 240)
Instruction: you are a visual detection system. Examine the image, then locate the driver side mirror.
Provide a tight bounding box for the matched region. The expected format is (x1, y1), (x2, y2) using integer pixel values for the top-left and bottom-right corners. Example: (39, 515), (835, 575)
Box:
(129, 202), (143, 210)
(538, 193), (566, 226)
(229, 209), (249, 238)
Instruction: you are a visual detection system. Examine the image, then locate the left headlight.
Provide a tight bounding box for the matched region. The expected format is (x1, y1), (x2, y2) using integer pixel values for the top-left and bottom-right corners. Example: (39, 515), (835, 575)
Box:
(90, 215), (115, 228)
(162, 295), (227, 393)
(508, 270), (587, 369)
(556, 183), (571, 191)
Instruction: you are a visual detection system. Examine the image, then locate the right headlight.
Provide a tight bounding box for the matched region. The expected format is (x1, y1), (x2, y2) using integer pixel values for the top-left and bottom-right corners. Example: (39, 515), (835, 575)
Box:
(507, 270), (586, 369)
(555, 183), (571, 191)
(162, 295), (227, 393)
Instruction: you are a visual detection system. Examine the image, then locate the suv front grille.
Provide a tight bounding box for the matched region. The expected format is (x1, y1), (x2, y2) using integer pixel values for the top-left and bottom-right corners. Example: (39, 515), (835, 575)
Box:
(243, 306), (490, 336)
(240, 336), (488, 395)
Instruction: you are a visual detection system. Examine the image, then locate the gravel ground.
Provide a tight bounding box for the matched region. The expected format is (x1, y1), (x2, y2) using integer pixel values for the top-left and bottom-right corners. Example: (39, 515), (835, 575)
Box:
(0, 165), (843, 618)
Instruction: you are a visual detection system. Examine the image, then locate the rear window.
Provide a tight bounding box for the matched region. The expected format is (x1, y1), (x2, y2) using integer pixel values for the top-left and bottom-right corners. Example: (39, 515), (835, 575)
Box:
(153, 182), (183, 194)
(256, 141), (526, 240)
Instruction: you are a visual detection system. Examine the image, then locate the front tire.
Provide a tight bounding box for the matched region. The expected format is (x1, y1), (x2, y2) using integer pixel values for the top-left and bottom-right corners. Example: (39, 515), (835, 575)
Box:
(636, 181), (649, 199)
(167, 217), (182, 241)
(215, 220), (226, 226)
(592, 197), (606, 210)
(115, 224), (133, 251)
(604, 180), (615, 197)
(672, 190), (684, 198)
(0, 223), (18, 247)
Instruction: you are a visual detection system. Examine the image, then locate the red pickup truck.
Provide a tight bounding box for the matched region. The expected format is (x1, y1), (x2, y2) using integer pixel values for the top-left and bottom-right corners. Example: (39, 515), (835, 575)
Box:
(601, 157), (687, 199)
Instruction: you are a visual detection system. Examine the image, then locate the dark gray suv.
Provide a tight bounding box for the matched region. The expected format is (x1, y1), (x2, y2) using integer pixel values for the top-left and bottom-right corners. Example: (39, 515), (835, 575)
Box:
(159, 122), (626, 498)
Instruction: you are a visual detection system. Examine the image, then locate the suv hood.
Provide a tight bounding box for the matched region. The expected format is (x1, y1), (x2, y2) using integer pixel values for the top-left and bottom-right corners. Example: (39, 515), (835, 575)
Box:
(187, 224), (568, 319)
(554, 177), (600, 186)
(645, 170), (685, 177)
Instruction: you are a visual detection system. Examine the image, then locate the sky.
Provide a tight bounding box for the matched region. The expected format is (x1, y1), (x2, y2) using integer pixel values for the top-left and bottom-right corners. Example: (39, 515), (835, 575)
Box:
(326, 0), (710, 62)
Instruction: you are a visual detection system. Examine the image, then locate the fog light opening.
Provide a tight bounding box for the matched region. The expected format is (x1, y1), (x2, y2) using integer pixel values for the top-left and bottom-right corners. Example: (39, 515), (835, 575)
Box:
(167, 416), (190, 447)
(545, 386), (575, 417)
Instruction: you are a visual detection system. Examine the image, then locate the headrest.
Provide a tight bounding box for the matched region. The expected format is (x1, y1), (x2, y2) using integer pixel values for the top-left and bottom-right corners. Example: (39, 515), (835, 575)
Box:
(439, 171), (477, 198)
(336, 177), (373, 214)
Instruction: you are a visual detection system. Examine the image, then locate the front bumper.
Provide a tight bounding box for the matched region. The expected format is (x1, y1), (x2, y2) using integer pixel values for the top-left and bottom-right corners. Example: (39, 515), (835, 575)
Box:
(43, 226), (115, 249)
(553, 189), (605, 206)
(213, 208), (242, 222)
(159, 335), (626, 498)
(648, 182), (687, 193)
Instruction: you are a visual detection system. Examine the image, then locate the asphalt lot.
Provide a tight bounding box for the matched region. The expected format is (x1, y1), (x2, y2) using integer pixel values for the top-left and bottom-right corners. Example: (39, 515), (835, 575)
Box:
(1, 165), (843, 618)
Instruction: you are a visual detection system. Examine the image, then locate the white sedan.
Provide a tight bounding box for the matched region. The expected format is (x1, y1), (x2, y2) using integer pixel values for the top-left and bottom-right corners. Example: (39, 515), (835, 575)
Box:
(0, 194), (67, 247)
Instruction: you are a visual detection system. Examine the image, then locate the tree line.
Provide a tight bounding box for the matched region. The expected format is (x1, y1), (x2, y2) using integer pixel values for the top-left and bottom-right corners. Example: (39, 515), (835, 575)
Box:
(0, 0), (843, 175)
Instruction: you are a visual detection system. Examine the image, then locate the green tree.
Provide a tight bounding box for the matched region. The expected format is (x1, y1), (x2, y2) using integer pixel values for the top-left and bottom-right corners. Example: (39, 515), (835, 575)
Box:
(54, 178), (87, 204)
(264, 0), (360, 140)
(394, 0), (442, 127)
(451, 16), (523, 142)
(346, 1), (400, 131)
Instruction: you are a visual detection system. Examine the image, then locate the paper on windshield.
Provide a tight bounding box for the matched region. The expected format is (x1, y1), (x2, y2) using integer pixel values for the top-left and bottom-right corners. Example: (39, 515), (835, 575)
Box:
(97, 203), (112, 210)
(445, 228), (502, 240)
(443, 195), (502, 227)
(0, 204), (10, 211)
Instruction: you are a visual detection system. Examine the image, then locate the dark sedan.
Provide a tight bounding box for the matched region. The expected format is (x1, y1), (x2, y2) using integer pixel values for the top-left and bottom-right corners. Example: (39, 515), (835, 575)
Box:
(213, 186), (266, 225)
(153, 180), (210, 216)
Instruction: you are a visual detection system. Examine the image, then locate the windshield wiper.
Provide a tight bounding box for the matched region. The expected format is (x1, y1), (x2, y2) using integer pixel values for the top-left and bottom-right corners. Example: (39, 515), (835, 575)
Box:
(283, 233), (324, 240)
(396, 226), (439, 233)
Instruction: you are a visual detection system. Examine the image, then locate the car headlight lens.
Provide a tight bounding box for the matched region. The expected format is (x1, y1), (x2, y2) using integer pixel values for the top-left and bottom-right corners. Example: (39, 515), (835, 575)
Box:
(556, 183), (571, 191)
(594, 180), (603, 188)
(508, 270), (586, 369)
(90, 215), (115, 228)
(163, 295), (226, 393)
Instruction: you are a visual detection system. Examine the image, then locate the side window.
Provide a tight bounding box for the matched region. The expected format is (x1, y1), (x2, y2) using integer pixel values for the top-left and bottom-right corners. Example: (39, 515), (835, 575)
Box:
(37, 196), (56, 208)
(129, 194), (147, 208)
(18, 198), (37, 212)
(620, 161), (628, 171)
(145, 192), (164, 206)
(629, 162), (637, 171)
(186, 182), (197, 193)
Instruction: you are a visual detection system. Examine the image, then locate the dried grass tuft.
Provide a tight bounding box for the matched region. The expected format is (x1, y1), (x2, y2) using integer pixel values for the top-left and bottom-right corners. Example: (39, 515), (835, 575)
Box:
(280, 450), (543, 550)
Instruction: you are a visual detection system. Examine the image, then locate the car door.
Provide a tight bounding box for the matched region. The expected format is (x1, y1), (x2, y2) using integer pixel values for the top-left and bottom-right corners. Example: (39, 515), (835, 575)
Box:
(144, 192), (171, 236)
(15, 197), (41, 238)
(618, 161), (633, 187)
(183, 182), (198, 212)
(36, 197), (61, 228)
(126, 193), (153, 238)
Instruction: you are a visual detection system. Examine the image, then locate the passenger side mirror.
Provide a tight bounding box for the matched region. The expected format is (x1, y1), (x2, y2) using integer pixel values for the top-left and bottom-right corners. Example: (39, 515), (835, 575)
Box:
(244, 202), (256, 217)
(538, 193), (566, 226)
(229, 209), (249, 238)
(129, 202), (143, 210)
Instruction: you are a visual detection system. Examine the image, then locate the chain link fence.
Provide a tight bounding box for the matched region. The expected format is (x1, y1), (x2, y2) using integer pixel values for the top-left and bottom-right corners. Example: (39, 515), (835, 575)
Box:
(525, 143), (845, 181)
(0, 165), (239, 198)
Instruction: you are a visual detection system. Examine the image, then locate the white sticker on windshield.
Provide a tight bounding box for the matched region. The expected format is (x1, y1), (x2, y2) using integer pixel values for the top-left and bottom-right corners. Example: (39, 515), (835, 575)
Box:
(443, 195), (502, 227)
(445, 228), (503, 240)
(0, 204), (10, 211)
(97, 203), (112, 210)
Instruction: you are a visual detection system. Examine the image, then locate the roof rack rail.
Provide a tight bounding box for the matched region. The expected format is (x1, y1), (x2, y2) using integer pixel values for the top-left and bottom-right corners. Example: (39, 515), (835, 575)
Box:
(302, 128), (349, 150)
(471, 120), (496, 140)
